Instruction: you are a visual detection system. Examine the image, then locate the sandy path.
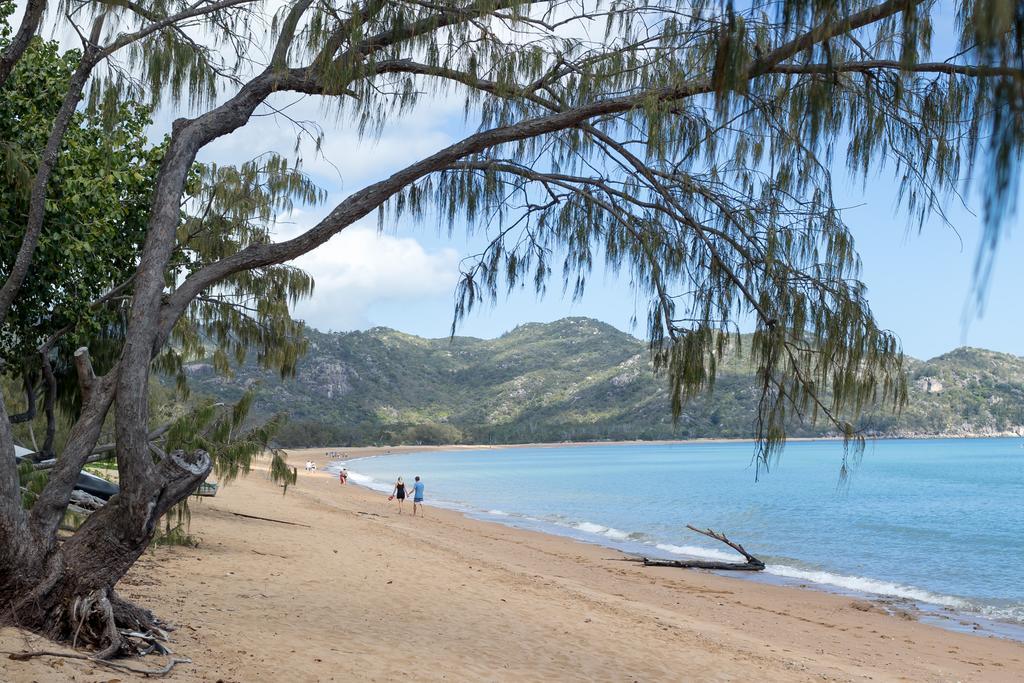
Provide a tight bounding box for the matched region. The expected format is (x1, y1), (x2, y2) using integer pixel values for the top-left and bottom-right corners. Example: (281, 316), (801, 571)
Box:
(3, 446), (1023, 682)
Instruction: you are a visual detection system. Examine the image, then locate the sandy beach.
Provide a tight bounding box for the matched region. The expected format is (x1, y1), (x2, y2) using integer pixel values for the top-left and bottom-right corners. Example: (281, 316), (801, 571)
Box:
(3, 445), (1023, 682)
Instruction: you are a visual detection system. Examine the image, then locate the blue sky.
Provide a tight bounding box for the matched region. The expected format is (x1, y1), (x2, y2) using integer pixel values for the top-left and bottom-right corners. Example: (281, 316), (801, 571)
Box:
(18, 0), (1017, 360)
(215, 90), (1022, 362)
(346, 195), (1023, 360)
(154, 5), (1020, 361)
(11, 0), (1018, 359)
(193, 7), (1024, 362)
(839, 179), (1023, 360)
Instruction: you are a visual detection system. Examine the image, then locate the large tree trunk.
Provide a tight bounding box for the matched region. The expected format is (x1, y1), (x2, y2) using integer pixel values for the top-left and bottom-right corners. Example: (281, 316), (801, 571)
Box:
(0, 449), (210, 656)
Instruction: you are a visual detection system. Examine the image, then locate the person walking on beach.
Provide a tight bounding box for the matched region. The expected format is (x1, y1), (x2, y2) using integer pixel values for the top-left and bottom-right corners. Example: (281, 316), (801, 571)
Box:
(390, 477), (407, 513)
(411, 476), (425, 517)
(339, 468), (348, 485)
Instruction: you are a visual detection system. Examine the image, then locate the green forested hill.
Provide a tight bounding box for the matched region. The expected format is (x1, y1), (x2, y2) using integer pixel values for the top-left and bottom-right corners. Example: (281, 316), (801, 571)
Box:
(177, 317), (1024, 446)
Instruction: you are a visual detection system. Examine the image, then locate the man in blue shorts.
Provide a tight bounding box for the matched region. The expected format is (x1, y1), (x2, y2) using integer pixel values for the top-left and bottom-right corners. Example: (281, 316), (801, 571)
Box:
(411, 476), (425, 517)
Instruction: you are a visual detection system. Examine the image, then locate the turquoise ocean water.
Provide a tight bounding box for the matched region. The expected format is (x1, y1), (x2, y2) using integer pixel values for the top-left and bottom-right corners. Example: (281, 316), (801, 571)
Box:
(336, 438), (1024, 630)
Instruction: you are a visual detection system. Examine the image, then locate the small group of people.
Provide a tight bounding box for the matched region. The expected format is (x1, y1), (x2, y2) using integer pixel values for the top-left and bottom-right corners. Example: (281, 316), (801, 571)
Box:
(328, 461), (424, 515)
(388, 475), (425, 516)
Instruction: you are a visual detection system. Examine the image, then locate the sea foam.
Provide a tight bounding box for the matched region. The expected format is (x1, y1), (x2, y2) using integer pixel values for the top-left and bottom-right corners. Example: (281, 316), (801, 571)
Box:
(568, 521), (633, 541)
(654, 543), (740, 563)
(764, 564), (970, 608)
(342, 470), (392, 493)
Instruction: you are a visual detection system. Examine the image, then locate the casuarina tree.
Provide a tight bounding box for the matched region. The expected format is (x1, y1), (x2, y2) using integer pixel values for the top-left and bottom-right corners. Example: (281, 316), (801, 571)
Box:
(1, 0), (1022, 656)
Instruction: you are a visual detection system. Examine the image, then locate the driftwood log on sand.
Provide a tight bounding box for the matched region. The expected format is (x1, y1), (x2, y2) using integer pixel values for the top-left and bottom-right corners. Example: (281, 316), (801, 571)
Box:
(633, 525), (765, 571)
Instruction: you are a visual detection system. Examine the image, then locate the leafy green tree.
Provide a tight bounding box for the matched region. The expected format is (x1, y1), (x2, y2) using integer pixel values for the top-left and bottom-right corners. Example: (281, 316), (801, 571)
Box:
(0, 47), (156, 367)
(1, 19), (317, 455)
(0, 25), (162, 456)
(0, 7), (319, 652)
(1, 0), (1023, 656)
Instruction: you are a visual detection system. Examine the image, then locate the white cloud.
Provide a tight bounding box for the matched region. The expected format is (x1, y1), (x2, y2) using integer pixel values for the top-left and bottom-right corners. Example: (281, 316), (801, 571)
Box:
(197, 92), (463, 194)
(284, 224), (460, 331)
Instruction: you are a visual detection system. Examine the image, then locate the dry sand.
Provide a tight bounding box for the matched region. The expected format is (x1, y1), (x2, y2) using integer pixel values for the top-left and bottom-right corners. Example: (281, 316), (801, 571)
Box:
(3, 445), (1023, 682)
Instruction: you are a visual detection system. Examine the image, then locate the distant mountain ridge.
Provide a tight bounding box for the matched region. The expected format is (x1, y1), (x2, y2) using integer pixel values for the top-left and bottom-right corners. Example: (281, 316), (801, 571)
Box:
(178, 317), (1024, 447)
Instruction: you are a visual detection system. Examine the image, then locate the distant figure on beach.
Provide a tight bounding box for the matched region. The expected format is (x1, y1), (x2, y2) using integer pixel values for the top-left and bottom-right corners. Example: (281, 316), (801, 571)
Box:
(305, 461), (316, 472)
(389, 477), (407, 513)
(339, 468), (348, 485)
(411, 476), (425, 517)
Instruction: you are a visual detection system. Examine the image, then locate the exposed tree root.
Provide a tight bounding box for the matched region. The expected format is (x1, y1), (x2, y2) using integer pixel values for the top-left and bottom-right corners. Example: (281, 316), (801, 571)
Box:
(71, 589), (121, 656)
(56, 588), (176, 659)
(4, 650), (191, 677)
(110, 590), (172, 637)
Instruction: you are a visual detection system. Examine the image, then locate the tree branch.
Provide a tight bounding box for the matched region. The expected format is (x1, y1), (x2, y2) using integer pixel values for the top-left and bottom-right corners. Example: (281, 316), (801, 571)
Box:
(270, 0), (313, 68)
(158, 0), (924, 333)
(29, 371), (117, 542)
(73, 347), (97, 404)
(751, 0), (925, 76)
(770, 59), (1024, 78)
(0, 0), (47, 89)
(39, 350), (57, 458)
(101, 0), (264, 57)
(0, 27), (103, 330)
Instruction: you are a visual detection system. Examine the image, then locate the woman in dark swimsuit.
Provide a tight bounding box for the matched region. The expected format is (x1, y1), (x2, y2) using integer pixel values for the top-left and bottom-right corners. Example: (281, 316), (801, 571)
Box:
(391, 477), (407, 514)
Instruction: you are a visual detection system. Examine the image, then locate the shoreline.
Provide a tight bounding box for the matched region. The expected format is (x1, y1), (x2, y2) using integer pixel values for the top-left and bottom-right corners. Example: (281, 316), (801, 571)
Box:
(326, 440), (1024, 642)
(3, 445), (1023, 681)
(295, 445), (1024, 681)
(311, 432), (1024, 458)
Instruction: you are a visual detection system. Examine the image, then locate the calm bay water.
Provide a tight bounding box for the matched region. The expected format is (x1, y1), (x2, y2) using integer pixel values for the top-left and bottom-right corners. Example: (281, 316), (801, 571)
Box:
(338, 438), (1024, 626)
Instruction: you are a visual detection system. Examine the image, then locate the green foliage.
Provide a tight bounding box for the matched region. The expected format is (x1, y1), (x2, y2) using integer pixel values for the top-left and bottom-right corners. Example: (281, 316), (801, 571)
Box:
(17, 459), (47, 509)
(270, 454), (298, 493)
(349, 0), (943, 464)
(155, 388), (295, 543)
(163, 388), (293, 488)
(0, 33), (161, 368)
(0, 20), (321, 462)
(152, 523), (201, 547)
(7, 0), (1024, 478)
(158, 154), (324, 392)
(957, 0), (1024, 283)
(152, 500), (201, 548)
